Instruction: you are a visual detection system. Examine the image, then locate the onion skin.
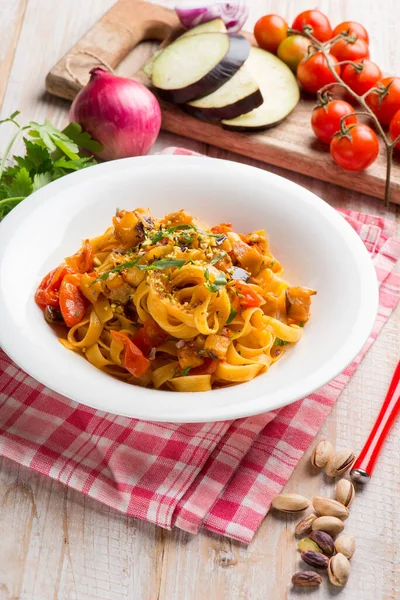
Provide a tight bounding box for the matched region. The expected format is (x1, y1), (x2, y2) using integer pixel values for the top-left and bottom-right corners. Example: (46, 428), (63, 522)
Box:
(175, 1), (248, 33)
(69, 68), (161, 160)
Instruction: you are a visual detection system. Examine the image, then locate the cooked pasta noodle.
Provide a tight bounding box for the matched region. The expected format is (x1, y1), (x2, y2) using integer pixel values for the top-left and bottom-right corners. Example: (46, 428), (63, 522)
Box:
(35, 208), (316, 392)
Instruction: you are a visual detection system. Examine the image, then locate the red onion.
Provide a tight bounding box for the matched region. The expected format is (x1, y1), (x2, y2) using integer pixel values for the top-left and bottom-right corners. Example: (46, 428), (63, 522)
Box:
(69, 68), (161, 161)
(175, 1), (248, 33)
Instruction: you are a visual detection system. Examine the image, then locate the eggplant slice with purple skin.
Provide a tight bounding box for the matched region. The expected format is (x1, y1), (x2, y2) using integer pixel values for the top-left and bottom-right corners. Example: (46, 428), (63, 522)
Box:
(183, 65), (263, 122)
(151, 32), (250, 104)
(222, 47), (300, 131)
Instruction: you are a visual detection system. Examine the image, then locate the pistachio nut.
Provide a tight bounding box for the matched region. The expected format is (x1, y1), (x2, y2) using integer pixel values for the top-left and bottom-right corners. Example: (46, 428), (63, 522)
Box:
(312, 516), (345, 536)
(297, 538), (322, 553)
(309, 530), (335, 556)
(312, 496), (349, 520)
(334, 534), (355, 559)
(311, 440), (334, 469)
(295, 513), (317, 537)
(328, 553), (350, 587)
(271, 493), (310, 513)
(336, 479), (355, 507)
(325, 449), (356, 478)
(301, 550), (329, 570)
(291, 571), (322, 587)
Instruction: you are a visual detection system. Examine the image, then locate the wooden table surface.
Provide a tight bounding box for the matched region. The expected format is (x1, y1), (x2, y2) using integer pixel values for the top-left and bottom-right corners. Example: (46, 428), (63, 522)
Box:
(0, 1), (399, 598)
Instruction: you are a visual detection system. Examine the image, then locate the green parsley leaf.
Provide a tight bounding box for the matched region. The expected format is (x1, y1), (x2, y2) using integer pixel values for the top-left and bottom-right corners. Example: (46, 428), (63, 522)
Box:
(299, 321), (305, 328)
(269, 259), (276, 268)
(32, 172), (52, 191)
(210, 252), (227, 266)
(275, 338), (290, 347)
(53, 156), (96, 171)
(91, 256), (141, 284)
(151, 223), (225, 245)
(6, 167), (33, 198)
(205, 271), (227, 293)
(226, 305), (237, 324)
(62, 122), (103, 154)
(15, 139), (53, 174)
(181, 367), (192, 376)
(204, 268), (210, 282)
(29, 120), (80, 159)
(137, 259), (186, 271)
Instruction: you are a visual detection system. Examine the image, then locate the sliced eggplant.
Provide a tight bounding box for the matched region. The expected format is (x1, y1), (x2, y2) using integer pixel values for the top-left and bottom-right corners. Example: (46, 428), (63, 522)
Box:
(142, 19), (227, 79)
(183, 65), (263, 121)
(151, 33), (250, 104)
(222, 47), (300, 131)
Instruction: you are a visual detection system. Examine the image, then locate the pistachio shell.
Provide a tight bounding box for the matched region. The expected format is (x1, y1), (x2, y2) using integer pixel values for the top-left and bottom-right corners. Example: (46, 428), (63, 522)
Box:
(311, 440), (334, 468)
(292, 571), (322, 587)
(334, 534), (355, 559)
(325, 449), (355, 478)
(312, 496), (349, 520)
(271, 493), (310, 513)
(328, 553), (350, 586)
(295, 513), (317, 536)
(301, 550), (329, 570)
(312, 516), (345, 536)
(336, 479), (355, 507)
(309, 530), (335, 556)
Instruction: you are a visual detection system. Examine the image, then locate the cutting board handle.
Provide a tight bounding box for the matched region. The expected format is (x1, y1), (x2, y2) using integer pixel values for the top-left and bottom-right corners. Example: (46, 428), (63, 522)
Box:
(46, 0), (182, 100)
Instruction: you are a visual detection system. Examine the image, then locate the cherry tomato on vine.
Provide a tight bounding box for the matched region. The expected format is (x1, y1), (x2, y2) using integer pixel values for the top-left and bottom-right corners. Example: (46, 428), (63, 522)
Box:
(341, 59), (382, 96)
(330, 37), (369, 62)
(330, 124), (379, 171)
(277, 34), (310, 71)
(332, 21), (369, 44)
(389, 109), (400, 149)
(311, 100), (357, 144)
(366, 77), (400, 125)
(254, 14), (288, 54)
(292, 10), (332, 42)
(297, 51), (341, 94)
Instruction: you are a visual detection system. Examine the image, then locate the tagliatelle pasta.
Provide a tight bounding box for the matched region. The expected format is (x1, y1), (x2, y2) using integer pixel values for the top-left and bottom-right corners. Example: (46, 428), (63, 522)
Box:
(35, 208), (316, 392)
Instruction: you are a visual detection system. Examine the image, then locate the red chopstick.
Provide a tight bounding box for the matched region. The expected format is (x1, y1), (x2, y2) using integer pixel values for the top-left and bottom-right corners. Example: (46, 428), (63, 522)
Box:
(351, 360), (400, 482)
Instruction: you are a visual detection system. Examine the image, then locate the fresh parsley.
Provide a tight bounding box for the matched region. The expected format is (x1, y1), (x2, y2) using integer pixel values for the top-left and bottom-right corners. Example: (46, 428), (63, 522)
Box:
(226, 305), (237, 324)
(204, 270), (228, 293)
(151, 223), (225, 245)
(137, 259), (186, 271)
(210, 252), (227, 266)
(299, 321), (305, 328)
(91, 256), (141, 284)
(275, 338), (290, 346)
(181, 367), (192, 376)
(0, 112), (102, 221)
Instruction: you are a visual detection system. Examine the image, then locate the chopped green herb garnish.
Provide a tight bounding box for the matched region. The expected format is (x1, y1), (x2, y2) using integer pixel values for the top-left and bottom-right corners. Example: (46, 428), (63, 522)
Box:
(270, 259), (276, 268)
(181, 367), (191, 376)
(237, 292), (245, 299)
(151, 223), (225, 245)
(137, 258), (186, 271)
(226, 306), (237, 324)
(91, 256), (141, 284)
(275, 338), (290, 346)
(205, 271), (228, 293)
(210, 252), (227, 266)
(299, 321), (305, 328)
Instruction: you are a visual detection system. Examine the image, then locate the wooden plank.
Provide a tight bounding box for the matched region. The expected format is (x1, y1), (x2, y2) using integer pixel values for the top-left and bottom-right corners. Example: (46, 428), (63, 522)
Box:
(44, 0), (400, 205)
(0, 1), (399, 599)
(0, 0), (27, 108)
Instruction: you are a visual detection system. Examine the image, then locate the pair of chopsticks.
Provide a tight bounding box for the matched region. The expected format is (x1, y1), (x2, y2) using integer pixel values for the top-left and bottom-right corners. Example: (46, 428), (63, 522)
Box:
(351, 360), (400, 482)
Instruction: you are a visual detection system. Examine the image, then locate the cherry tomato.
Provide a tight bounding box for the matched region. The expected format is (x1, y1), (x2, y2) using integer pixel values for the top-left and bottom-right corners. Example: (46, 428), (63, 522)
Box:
(59, 275), (86, 327)
(277, 35), (310, 71)
(65, 240), (94, 274)
(366, 77), (400, 125)
(297, 51), (341, 94)
(342, 59), (382, 96)
(234, 281), (262, 309)
(311, 100), (357, 144)
(389, 109), (400, 149)
(190, 358), (219, 376)
(332, 21), (369, 44)
(132, 319), (168, 355)
(35, 265), (73, 308)
(330, 37), (369, 62)
(110, 330), (150, 377)
(254, 14), (288, 54)
(292, 10), (332, 42)
(330, 124), (379, 172)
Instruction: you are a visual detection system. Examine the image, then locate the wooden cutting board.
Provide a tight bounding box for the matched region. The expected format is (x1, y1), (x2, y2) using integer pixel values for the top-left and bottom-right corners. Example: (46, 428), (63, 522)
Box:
(46, 0), (400, 205)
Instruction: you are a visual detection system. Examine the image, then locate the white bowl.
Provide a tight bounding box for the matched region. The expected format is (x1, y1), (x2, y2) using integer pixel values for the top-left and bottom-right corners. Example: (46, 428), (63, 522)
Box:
(0, 155), (378, 422)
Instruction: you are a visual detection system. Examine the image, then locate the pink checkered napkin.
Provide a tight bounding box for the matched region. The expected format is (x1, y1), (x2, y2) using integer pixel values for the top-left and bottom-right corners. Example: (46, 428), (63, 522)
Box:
(0, 148), (399, 544)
